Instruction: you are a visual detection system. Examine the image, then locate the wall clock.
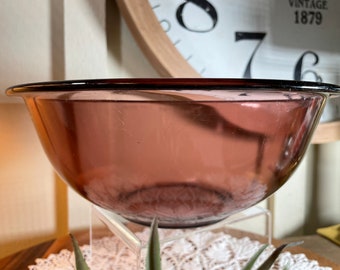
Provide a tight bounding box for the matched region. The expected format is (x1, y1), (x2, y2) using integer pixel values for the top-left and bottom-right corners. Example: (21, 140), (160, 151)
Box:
(116, 0), (340, 143)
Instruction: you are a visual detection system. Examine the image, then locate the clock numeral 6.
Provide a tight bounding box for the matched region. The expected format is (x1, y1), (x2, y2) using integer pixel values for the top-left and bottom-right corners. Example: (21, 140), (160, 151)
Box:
(294, 51), (322, 82)
(176, 0), (217, 32)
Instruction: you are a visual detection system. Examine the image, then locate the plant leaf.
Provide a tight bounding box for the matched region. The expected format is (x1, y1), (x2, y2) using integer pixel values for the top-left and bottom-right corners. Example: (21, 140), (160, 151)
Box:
(145, 217), (162, 270)
(70, 233), (91, 270)
(242, 244), (269, 270)
(256, 241), (303, 270)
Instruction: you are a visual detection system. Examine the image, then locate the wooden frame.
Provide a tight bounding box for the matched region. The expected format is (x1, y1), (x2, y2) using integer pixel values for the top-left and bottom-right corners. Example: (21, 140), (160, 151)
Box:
(116, 0), (340, 144)
(116, 0), (199, 78)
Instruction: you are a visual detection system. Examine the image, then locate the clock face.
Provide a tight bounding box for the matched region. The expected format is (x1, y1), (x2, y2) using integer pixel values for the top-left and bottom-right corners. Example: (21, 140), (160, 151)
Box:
(148, 0), (340, 84)
(116, 0), (340, 125)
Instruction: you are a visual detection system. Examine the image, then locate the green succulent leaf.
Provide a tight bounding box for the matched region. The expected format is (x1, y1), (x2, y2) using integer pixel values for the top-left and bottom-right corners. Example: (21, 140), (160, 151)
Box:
(241, 244), (269, 270)
(69, 219), (301, 270)
(256, 241), (303, 270)
(70, 233), (91, 270)
(145, 217), (162, 270)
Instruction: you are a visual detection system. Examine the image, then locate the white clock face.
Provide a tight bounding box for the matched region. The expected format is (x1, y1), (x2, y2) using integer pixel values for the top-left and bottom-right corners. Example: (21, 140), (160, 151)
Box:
(148, 0), (340, 84)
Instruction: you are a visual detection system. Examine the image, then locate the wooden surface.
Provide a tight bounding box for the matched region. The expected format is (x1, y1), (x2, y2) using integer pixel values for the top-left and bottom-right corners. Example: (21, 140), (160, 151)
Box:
(284, 234), (340, 266)
(312, 121), (340, 144)
(0, 228), (339, 270)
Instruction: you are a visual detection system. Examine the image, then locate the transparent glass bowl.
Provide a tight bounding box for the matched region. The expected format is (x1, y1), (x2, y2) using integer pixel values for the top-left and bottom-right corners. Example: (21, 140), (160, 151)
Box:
(6, 78), (339, 228)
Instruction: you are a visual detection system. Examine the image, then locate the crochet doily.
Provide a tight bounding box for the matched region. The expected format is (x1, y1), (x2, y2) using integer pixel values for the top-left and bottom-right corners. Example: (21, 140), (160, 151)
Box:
(29, 229), (332, 270)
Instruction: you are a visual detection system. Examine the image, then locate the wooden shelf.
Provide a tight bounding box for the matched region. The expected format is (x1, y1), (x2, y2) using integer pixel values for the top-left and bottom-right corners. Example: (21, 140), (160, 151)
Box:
(312, 121), (340, 144)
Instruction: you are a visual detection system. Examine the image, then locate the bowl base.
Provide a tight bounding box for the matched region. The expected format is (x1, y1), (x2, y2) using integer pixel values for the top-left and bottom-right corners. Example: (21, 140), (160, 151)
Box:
(117, 183), (232, 228)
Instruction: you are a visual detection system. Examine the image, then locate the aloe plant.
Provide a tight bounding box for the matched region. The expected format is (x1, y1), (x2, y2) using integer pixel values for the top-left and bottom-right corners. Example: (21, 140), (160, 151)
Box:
(71, 219), (299, 270)
(70, 234), (90, 270)
(145, 218), (162, 270)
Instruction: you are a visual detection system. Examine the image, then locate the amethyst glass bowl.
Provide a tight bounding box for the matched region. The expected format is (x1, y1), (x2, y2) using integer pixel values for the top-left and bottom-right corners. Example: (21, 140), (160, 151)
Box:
(6, 78), (340, 228)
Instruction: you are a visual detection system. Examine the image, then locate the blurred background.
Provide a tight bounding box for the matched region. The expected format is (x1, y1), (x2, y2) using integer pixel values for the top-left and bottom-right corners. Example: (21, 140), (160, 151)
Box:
(0, 0), (339, 258)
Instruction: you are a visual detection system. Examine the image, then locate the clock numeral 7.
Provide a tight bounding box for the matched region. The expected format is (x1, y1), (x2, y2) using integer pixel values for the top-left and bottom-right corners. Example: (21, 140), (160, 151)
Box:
(235, 32), (266, 78)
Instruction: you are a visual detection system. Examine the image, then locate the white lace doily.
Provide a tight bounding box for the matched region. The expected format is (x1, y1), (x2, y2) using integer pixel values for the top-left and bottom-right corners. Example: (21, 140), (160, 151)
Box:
(28, 229), (332, 270)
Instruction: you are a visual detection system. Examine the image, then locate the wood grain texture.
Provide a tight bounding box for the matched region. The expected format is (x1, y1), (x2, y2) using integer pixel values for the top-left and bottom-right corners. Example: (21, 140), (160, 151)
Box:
(312, 121), (340, 144)
(116, 0), (199, 78)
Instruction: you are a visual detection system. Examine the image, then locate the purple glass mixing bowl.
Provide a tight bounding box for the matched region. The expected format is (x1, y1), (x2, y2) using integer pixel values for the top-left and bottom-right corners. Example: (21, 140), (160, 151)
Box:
(6, 78), (339, 228)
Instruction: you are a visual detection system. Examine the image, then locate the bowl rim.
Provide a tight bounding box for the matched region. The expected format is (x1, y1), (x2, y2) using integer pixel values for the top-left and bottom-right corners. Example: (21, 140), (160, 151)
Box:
(6, 78), (340, 95)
